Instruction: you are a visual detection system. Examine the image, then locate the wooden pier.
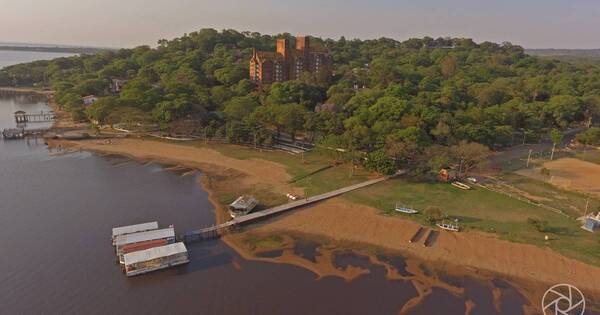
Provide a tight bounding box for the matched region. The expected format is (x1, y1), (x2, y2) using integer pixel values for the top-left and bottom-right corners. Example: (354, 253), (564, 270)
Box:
(14, 110), (55, 123)
(182, 176), (391, 242)
(2, 127), (51, 139)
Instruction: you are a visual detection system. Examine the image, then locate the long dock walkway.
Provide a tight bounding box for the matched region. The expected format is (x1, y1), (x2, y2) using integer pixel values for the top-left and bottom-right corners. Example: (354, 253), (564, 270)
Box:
(183, 175), (392, 242)
(14, 111), (55, 123)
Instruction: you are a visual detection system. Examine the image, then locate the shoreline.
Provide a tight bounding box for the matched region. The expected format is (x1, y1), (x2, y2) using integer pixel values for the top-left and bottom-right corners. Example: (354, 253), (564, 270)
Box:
(23, 88), (597, 311)
(0, 87), (54, 95)
(46, 138), (600, 302)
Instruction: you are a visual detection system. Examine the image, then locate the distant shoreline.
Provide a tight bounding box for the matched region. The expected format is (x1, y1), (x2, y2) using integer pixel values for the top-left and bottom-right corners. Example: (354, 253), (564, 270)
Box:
(0, 46), (112, 55)
(0, 87), (54, 95)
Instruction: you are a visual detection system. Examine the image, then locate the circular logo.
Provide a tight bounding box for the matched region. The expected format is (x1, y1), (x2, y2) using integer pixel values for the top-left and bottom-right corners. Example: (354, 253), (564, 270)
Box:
(542, 284), (585, 315)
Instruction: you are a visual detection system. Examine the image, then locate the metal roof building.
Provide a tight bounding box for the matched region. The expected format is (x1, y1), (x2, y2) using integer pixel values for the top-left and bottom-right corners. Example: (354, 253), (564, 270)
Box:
(114, 227), (175, 247)
(583, 213), (600, 232)
(112, 222), (159, 239)
(123, 242), (188, 266)
(229, 195), (258, 211)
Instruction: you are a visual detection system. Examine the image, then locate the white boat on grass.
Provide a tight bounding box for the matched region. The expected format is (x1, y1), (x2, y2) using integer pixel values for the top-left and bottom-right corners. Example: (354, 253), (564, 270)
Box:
(436, 221), (460, 232)
(395, 203), (418, 214)
(451, 181), (471, 190)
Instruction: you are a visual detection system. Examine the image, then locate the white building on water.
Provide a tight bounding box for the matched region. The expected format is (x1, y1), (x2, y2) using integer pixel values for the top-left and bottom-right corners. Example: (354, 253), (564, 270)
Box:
(123, 242), (190, 276)
(114, 227), (176, 255)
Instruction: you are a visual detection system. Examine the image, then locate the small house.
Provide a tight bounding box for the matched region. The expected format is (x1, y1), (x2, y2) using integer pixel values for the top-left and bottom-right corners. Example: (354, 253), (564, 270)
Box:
(438, 168), (458, 182)
(110, 79), (127, 93)
(83, 95), (99, 106)
(582, 212), (600, 233)
(14, 110), (27, 123)
(228, 195), (258, 218)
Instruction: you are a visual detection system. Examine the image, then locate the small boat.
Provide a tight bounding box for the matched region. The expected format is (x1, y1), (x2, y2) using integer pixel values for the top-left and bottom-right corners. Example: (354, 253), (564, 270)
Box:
(437, 222), (460, 232)
(451, 181), (471, 190)
(2, 128), (25, 139)
(395, 204), (419, 214)
(286, 193), (300, 201)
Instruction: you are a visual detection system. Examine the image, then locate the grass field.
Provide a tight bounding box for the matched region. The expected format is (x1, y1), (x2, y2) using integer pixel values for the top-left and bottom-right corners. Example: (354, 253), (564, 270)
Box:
(187, 141), (374, 194)
(575, 148), (600, 165)
(183, 141), (600, 266)
(346, 179), (600, 266)
(497, 173), (600, 217)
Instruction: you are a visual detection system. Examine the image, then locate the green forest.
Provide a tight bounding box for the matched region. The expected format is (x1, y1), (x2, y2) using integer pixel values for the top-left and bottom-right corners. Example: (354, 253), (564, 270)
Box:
(2, 29), (600, 174)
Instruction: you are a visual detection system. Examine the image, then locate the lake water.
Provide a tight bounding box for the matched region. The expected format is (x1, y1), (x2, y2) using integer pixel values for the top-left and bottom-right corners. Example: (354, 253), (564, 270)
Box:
(0, 50), (76, 68)
(0, 51), (545, 315)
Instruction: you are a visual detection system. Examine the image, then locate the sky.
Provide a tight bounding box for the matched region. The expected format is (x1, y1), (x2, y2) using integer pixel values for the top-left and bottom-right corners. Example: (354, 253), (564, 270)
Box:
(1, 0), (600, 49)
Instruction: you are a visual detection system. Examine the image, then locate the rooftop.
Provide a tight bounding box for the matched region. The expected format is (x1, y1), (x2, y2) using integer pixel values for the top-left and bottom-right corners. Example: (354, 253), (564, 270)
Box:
(123, 242), (187, 266)
(229, 195), (258, 210)
(114, 227), (175, 247)
(112, 221), (158, 238)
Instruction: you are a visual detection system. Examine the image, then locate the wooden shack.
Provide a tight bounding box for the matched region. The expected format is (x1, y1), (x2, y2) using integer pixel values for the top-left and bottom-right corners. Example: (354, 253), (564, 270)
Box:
(228, 195), (258, 218)
(438, 168), (458, 182)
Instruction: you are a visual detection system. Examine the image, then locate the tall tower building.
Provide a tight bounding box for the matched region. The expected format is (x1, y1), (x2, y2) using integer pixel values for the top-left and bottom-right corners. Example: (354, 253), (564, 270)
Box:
(250, 35), (331, 86)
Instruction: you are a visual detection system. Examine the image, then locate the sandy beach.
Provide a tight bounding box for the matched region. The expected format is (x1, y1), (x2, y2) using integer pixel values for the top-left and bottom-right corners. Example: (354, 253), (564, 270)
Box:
(48, 137), (600, 305)
(254, 198), (600, 303)
(518, 157), (600, 197)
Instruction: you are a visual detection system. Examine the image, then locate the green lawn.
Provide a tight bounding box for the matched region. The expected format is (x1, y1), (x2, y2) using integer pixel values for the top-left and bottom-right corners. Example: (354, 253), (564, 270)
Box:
(187, 141), (332, 178)
(575, 149), (600, 165)
(346, 178), (600, 266)
(186, 140), (372, 195)
(498, 173), (600, 218)
(173, 140), (600, 266)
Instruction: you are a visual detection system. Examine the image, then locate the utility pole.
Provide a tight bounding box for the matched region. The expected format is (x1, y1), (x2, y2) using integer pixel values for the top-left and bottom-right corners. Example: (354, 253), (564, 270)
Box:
(584, 194), (590, 217)
(527, 149), (533, 168)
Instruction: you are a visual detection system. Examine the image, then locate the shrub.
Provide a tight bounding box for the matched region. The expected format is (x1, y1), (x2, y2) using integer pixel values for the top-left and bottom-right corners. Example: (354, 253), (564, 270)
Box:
(527, 218), (549, 232)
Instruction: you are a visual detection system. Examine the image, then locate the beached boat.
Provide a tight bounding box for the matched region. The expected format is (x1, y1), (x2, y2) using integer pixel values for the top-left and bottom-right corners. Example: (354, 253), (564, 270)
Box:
(286, 193), (300, 200)
(451, 181), (471, 190)
(2, 128), (24, 139)
(395, 203), (419, 214)
(437, 222), (460, 232)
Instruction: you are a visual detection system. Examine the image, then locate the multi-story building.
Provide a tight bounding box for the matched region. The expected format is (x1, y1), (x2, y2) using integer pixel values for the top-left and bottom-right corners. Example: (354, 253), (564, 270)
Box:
(250, 36), (331, 85)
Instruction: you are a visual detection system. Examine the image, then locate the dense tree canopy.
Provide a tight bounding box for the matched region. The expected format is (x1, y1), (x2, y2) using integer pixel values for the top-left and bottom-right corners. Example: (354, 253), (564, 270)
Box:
(2, 29), (600, 174)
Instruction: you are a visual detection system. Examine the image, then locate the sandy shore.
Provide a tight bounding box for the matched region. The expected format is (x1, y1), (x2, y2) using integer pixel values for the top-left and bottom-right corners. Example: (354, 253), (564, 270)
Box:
(253, 198), (600, 301)
(53, 138), (299, 195)
(46, 95), (88, 129)
(48, 137), (600, 308)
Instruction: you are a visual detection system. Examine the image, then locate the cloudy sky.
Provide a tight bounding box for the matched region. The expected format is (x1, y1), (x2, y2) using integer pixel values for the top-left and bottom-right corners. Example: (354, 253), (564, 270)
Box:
(1, 0), (599, 48)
